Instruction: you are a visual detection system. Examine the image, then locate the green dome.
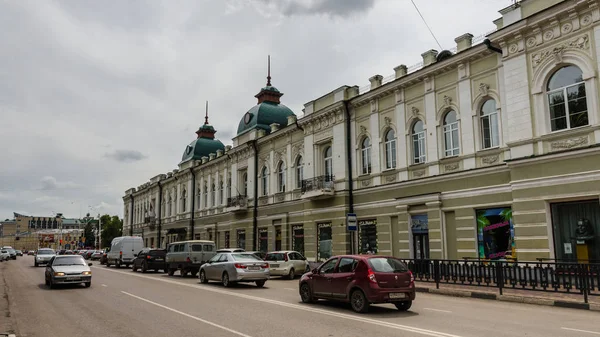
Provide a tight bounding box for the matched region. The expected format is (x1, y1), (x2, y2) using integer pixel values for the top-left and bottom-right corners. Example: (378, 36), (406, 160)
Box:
(237, 101), (295, 136)
(181, 137), (225, 163)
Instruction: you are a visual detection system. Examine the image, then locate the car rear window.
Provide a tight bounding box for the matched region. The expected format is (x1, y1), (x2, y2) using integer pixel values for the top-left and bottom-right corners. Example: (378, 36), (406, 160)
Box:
(150, 250), (166, 256)
(367, 257), (408, 273)
(232, 254), (262, 262)
(191, 244), (203, 252)
(265, 253), (286, 261)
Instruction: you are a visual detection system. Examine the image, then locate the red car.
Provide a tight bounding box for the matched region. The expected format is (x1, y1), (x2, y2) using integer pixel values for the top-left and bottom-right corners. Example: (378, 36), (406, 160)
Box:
(299, 255), (415, 313)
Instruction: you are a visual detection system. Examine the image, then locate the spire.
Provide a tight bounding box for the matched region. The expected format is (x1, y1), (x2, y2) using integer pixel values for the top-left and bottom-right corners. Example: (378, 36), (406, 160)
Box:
(255, 55), (283, 104)
(204, 100), (209, 125)
(266, 55), (272, 86)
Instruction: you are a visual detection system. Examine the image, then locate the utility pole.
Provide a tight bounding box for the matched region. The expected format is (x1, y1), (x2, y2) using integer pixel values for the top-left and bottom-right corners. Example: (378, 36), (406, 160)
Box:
(98, 213), (102, 249)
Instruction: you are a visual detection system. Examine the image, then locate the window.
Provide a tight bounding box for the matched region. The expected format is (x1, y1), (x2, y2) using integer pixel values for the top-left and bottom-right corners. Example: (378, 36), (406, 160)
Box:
(181, 189), (187, 212)
(361, 137), (372, 174)
(443, 110), (459, 157)
(196, 187), (201, 210)
(211, 183), (216, 207)
(261, 167), (269, 196)
(337, 258), (358, 273)
(412, 120), (426, 164)
(295, 156), (304, 189)
(219, 180), (224, 205)
(226, 177), (231, 199)
(547, 65), (588, 131)
(168, 195), (172, 216)
(324, 146), (333, 180)
(319, 258), (338, 274)
(277, 161), (286, 192)
(242, 172), (248, 196)
(203, 184), (208, 208)
(384, 129), (396, 169)
(480, 99), (499, 149)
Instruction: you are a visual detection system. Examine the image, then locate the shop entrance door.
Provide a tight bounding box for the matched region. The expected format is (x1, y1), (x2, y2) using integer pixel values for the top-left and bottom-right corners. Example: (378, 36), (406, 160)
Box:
(413, 233), (430, 260)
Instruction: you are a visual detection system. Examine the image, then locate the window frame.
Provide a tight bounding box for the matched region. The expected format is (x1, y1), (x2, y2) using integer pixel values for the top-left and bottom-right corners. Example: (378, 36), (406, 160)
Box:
(277, 161), (286, 193)
(384, 129), (397, 169)
(360, 137), (372, 175)
(324, 146), (333, 179)
(443, 110), (460, 157)
(411, 120), (426, 164)
(261, 166), (269, 196)
(295, 156), (303, 189)
(546, 65), (588, 132)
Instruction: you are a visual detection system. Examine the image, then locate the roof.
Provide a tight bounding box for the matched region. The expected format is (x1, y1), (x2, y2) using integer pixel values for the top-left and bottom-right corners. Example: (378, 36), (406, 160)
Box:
(169, 240), (214, 244)
(236, 101), (295, 136)
(180, 137), (225, 163)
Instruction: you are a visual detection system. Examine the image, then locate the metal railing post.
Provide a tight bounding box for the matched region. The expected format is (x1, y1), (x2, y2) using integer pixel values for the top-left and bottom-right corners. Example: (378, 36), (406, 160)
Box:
(496, 261), (504, 296)
(434, 260), (440, 289)
(581, 263), (589, 304)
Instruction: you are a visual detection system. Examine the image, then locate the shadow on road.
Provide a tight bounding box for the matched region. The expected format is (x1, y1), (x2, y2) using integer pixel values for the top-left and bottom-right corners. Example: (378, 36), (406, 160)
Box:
(37, 283), (89, 291)
(310, 299), (420, 317)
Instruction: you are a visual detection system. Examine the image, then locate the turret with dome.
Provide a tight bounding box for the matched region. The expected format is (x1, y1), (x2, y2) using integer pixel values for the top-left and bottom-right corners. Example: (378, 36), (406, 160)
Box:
(181, 102), (225, 163)
(237, 56), (296, 136)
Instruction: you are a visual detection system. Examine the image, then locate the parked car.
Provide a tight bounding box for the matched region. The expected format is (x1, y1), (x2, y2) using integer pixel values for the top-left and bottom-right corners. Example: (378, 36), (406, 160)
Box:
(27, 250), (35, 256)
(106, 236), (144, 268)
(247, 251), (266, 260)
(265, 251), (310, 279)
(299, 255), (415, 313)
(166, 240), (216, 277)
(90, 251), (104, 261)
(34, 248), (56, 267)
(100, 251), (108, 265)
(0, 250), (9, 261)
(2, 247), (17, 260)
(45, 255), (93, 289)
(132, 248), (167, 273)
(216, 248), (245, 253)
(199, 252), (269, 287)
(15, 250), (23, 256)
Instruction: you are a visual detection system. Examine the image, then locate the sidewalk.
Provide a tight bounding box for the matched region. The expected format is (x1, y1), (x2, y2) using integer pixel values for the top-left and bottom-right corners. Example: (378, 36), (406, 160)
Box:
(0, 263), (16, 336)
(415, 281), (600, 312)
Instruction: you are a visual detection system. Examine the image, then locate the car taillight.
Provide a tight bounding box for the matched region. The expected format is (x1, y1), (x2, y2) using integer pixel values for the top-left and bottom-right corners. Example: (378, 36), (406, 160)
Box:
(186, 257), (191, 262)
(367, 268), (377, 284)
(284, 255), (289, 262)
(119, 251), (123, 256)
(261, 263), (269, 269)
(234, 263), (247, 269)
(146, 255), (152, 260)
(409, 271), (414, 284)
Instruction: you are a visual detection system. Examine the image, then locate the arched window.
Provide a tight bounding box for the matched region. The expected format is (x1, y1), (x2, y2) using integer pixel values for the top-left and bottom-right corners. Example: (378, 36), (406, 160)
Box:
(384, 129), (396, 169)
(211, 183), (216, 207)
(324, 146), (333, 181)
(203, 184), (208, 208)
(295, 156), (304, 189)
(168, 194), (173, 216)
(227, 176), (232, 199)
(277, 161), (286, 192)
(547, 65), (588, 131)
(443, 110), (459, 157)
(361, 137), (372, 174)
(219, 180), (224, 205)
(242, 173), (248, 196)
(261, 167), (269, 196)
(412, 120), (426, 164)
(480, 99), (499, 149)
(181, 189), (187, 212)
(196, 186), (201, 210)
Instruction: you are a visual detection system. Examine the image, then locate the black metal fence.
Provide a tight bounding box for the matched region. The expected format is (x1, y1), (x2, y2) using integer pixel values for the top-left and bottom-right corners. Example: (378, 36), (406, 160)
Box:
(226, 195), (247, 208)
(400, 258), (600, 303)
(301, 175), (335, 193)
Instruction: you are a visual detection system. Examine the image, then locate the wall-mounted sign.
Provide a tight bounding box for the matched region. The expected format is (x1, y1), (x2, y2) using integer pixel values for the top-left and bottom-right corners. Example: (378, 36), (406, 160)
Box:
(564, 242), (573, 254)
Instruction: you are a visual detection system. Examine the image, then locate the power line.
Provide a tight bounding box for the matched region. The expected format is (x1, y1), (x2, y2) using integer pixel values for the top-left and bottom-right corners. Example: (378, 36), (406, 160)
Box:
(410, 0), (443, 50)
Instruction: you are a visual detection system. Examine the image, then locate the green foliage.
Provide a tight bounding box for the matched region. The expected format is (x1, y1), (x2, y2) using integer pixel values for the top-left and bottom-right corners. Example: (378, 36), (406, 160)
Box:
(83, 222), (95, 247)
(100, 214), (123, 248)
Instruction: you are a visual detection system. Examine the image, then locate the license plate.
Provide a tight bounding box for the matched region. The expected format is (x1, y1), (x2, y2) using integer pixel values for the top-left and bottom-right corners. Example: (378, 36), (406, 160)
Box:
(389, 293), (406, 299)
(270, 264), (279, 268)
(248, 266), (260, 270)
(66, 277), (80, 281)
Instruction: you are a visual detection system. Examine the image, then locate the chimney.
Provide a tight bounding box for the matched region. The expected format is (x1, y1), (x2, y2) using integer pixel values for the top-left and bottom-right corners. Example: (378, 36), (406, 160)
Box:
(421, 49), (438, 66)
(369, 75), (383, 89)
(287, 115), (297, 126)
(201, 156), (208, 164)
(216, 149), (223, 157)
(394, 65), (408, 79)
(270, 123), (280, 133)
(455, 33), (474, 52)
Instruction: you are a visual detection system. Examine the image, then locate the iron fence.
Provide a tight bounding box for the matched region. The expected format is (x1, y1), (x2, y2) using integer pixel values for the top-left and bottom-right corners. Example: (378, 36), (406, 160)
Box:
(226, 195), (247, 208)
(400, 258), (600, 303)
(301, 175), (335, 193)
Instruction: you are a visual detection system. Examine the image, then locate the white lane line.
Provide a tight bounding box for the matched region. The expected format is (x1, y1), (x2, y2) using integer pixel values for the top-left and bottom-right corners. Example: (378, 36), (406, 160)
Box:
(101, 284), (108, 287)
(423, 308), (452, 313)
(284, 288), (296, 291)
(96, 266), (464, 337)
(561, 327), (600, 335)
(122, 291), (253, 337)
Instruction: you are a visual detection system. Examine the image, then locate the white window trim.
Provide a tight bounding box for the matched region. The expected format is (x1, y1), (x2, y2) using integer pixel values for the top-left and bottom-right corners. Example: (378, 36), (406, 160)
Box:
(361, 138), (372, 175)
(277, 162), (286, 193)
(384, 134), (397, 169)
(547, 81), (588, 132)
(412, 130), (426, 164)
(443, 120), (460, 157)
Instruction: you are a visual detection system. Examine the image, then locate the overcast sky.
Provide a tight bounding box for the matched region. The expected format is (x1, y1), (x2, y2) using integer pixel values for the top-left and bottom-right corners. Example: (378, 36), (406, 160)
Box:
(0, 0), (513, 220)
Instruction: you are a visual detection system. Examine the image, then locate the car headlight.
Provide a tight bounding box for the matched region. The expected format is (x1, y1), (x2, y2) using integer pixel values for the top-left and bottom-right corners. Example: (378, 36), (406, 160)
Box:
(54, 272), (65, 276)
(82, 271), (91, 275)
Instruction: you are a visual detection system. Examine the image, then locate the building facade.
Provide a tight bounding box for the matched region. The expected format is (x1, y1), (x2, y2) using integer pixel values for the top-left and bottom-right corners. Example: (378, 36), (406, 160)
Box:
(124, 0), (600, 263)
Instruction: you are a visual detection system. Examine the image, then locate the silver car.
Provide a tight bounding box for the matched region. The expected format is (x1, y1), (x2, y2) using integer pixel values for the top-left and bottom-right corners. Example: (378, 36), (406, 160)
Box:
(45, 255), (93, 289)
(0, 250), (9, 261)
(199, 252), (269, 287)
(35, 248), (56, 267)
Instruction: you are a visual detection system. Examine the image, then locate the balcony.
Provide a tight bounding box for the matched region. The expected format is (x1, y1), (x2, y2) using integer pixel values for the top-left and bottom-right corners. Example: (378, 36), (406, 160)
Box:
(226, 195), (248, 213)
(301, 175), (335, 200)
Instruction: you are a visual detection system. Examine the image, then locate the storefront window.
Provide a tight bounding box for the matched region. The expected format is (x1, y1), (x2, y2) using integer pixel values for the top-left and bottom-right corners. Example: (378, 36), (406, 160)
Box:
(292, 225), (304, 256)
(224, 231), (230, 249)
(359, 219), (377, 254)
(551, 200), (600, 262)
(259, 228), (268, 253)
(317, 222), (332, 261)
(477, 207), (515, 260)
(411, 214), (430, 260)
(237, 229), (246, 250)
(275, 227), (282, 251)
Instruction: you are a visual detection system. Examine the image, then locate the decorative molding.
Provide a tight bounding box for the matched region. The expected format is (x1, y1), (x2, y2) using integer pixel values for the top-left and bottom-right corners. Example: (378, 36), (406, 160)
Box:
(531, 35), (589, 68)
(361, 179), (371, 187)
(359, 125), (367, 135)
(508, 43), (519, 54)
(275, 193), (286, 202)
(314, 128), (333, 142)
(259, 196), (269, 205)
(395, 89), (404, 103)
(413, 169), (425, 177)
(550, 136), (588, 151)
(526, 37), (537, 48)
(561, 22), (573, 34)
(482, 155), (499, 165)
(292, 143), (304, 159)
(384, 174), (396, 183)
(443, 95), (452, 107)
(411, 106), (420, 117)
(274, 148), (287, 164)
(542, 30), (554, 41)
(424, 76), (433, 92)
(384, 116), (392, 126)
(370, 99), (378, 113)
(478, 83), (490, 97)
(581, 14), (592, 26)
(444, 163), (459, 171)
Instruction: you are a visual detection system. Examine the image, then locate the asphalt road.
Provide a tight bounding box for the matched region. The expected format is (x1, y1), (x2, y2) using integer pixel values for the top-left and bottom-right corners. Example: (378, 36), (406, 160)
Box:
(2, 256), (600, 337)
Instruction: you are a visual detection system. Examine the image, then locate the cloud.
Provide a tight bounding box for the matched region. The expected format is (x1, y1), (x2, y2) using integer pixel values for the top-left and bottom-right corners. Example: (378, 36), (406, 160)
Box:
(40, 176), (79, 191)
(105, 150), (148, 162)
(266, 0), (376, 18)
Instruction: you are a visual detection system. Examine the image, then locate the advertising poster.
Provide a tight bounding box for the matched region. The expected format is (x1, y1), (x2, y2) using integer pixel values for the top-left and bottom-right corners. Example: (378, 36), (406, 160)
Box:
(477, 207), (515, 260)
(411, 214), (429, 234)
(358, 219), (378, 254)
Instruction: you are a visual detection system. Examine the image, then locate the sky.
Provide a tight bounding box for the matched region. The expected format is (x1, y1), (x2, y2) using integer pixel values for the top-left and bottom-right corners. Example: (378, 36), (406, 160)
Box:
(0, 0), (514, 221)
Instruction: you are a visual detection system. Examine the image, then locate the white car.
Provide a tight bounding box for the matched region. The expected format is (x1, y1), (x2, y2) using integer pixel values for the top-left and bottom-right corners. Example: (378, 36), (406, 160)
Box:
(0, 250), (9, 261)
(35, 248), (56, 267)
(264, 251), (310, 279)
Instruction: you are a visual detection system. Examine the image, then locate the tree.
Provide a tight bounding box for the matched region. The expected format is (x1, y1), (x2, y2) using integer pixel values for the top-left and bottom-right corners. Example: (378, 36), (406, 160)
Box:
(84, 222), (96, 248)
(101, 214), (123, 248)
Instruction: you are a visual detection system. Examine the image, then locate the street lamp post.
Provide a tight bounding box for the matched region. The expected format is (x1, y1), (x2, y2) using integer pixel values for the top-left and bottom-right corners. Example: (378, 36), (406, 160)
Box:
(97, 213), (102, 249)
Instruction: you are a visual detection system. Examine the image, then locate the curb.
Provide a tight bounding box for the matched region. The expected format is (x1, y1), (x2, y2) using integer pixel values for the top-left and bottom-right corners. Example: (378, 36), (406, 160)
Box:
(415, 286), (598, 312)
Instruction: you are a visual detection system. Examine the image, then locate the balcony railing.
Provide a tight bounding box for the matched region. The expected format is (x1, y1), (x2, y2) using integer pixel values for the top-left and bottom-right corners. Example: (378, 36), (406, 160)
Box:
(226, 195), (248, 208)
(301, 175), (335, 193)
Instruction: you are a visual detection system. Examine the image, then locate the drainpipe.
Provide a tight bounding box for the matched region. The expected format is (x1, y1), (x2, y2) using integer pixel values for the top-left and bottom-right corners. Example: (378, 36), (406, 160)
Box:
(189, 166), (196, 241)
(250, 140), (259, 251)
(129, 194), (134, 236)
(295, 120), (304, 132)
(483, 39), (502, 54)
(343, 100), (355, 254)
(157, 181), (162, 248)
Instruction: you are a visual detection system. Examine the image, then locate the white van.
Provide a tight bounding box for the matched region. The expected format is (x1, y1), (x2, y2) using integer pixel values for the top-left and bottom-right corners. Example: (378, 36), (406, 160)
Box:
(106, 236), (144, 268)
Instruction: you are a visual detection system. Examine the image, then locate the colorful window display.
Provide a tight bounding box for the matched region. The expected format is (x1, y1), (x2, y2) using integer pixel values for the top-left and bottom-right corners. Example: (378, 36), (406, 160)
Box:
(477, 207), (515, 260)
(292, 225), (304, 256)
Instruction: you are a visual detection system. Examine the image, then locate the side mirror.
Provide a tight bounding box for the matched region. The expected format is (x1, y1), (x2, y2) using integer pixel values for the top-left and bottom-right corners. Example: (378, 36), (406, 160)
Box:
(88, 263), (93, 266)
(311, 268), (318, 274)
(134, 254), (137, 257)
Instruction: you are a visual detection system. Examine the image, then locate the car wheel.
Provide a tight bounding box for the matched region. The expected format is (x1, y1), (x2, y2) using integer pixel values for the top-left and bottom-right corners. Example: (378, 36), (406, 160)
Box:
(141, 262), (148, 273)
(132, 264), (138, 272)
(115, 260), (121, 268)
(167, 268), (175, 276)
(85, 282), (91, 288)
(394, 301), (412, 311)
(350, 289), (369, 313)
(255, 280), (266, 288)
(34, 262), (38, 267)
(45, 277), (50, 286)
(180, 269), (188, 277)
(199, 270), (208, 284)
(300, 283), (315, 303)
(222, 272), (232, 287)
(48, 278), (55, 289)
(288, 268), (295, 280)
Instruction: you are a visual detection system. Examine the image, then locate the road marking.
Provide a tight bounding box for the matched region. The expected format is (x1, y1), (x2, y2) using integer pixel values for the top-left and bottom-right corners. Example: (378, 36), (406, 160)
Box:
(423, 308), (452, 313)
(96, 266), (464, 337)
(122, 291), (253, 337)
(101, 284), (107, 287)
(561, 327), (600, 335)
(284, 288), (296, 291)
